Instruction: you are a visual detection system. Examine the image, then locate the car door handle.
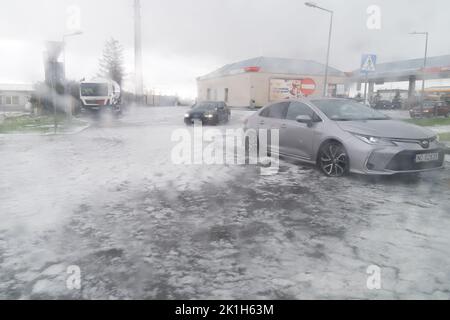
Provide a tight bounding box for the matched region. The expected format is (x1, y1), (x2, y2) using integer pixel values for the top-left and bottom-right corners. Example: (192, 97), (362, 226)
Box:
(281, 123), (287, 129)
(259, 120), (265, 125)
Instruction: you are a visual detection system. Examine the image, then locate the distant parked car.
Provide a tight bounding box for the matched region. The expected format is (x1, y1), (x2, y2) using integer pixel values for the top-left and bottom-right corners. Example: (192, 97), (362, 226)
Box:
(409, 101), (450, 118)
(373, 100), (393, 110)
(391, 99), (403, 109)
(184, 101), (230, 125)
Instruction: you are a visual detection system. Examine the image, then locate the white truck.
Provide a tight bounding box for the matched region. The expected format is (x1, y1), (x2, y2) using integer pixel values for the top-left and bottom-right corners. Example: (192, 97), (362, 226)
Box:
(80, 78), (122, 115)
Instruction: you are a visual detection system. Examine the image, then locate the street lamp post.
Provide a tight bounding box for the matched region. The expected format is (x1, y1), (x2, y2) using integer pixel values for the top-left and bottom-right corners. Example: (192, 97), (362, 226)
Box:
(305, 2), (334, 97)
(63, 31), (83, 120)
(410, 31), (429, 111)
(134, 0), (144, 105)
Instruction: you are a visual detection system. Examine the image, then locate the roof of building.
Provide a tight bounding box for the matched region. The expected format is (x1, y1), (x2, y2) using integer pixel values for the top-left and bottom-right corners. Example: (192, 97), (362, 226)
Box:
(351, 54), (450, 81)
(0, 83), (34, 92)
(198, 56), (346, 80)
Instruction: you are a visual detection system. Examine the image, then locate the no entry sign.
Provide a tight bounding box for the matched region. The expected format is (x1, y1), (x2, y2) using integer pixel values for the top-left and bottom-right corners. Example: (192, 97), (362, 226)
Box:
(269, 78), (318, 100)
(300, 78), (316, 96)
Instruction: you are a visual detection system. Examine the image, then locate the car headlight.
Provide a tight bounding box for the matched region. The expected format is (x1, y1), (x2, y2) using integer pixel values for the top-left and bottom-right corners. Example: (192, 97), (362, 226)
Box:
(205, 114), (214, 118)
(184, 113), (190, 118)
(352, 133), (396, 146)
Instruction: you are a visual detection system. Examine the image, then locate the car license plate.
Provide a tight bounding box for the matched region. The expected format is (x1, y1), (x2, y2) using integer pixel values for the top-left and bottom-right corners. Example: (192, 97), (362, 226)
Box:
(415, 153), (439, 163)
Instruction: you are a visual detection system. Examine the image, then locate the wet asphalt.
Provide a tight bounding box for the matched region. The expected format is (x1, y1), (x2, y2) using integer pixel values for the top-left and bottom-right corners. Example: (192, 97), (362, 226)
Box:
(0, 106), (449, 299)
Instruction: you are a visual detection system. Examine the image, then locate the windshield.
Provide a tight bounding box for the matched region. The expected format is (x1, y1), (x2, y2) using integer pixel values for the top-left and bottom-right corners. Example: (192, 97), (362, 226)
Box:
(312, 99), (389, 121)
(80, 83), (108, 97)
(192, 103), (218, 111)
(3, 0), (449, 303)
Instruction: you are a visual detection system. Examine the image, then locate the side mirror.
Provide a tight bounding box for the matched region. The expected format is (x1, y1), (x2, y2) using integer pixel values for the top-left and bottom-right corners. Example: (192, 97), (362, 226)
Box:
(296, 115), (313, 127)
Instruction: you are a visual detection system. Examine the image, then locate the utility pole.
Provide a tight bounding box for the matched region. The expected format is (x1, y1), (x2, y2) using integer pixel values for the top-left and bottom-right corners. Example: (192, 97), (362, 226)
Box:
(363, 74), (368, 104)
(323, 11), (333, 97)
(44, 41), (64, 134)
(51, 63), (57, 134)
(134, 0), (144, 105)
(421, 33), (429, 101)
(410, 31), (429, 113)
(305, 2), (334, 97)
(62, 31), (83, 122)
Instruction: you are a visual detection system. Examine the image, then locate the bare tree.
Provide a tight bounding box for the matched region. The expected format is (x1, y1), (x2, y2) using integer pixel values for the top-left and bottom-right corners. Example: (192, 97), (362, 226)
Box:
(98, 38), (125, 86)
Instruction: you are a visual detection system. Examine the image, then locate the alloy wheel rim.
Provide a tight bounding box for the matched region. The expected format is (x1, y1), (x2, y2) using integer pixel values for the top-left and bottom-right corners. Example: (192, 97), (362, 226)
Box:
(320, 144), (347, 177)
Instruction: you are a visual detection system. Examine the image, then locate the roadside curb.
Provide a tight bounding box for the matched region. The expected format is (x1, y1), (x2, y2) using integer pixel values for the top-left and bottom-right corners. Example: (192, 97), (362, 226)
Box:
(0, 122), (91, 137)
(43, 123), (91, 136)
(445, 144), (450, 155)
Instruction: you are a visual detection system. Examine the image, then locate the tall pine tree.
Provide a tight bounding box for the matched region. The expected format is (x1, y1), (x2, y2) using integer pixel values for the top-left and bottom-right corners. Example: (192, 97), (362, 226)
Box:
(98, 38), (125, 86)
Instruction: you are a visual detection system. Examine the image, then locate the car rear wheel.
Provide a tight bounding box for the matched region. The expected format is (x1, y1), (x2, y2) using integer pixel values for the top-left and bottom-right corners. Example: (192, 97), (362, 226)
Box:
(318, 141), (349, 177)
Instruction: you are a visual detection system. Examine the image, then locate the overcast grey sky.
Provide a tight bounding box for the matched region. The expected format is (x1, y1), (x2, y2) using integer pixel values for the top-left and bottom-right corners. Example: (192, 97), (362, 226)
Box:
(1, 0), (449, 97)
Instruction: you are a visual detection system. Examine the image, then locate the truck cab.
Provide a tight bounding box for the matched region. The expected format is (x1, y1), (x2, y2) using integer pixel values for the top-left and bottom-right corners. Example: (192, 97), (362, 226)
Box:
(80, 79), (121, 115)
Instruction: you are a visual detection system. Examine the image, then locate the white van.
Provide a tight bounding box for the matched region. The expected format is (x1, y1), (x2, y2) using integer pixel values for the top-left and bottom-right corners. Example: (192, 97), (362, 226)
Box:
(80, 78), (121, 114)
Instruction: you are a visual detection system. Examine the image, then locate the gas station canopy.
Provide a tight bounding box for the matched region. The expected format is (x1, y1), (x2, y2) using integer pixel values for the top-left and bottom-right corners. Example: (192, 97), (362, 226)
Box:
(350, 54), (450, 83)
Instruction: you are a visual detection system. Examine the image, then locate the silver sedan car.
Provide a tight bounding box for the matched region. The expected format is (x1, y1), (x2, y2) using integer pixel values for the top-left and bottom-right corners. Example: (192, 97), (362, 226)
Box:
(244, 98), (446, 177)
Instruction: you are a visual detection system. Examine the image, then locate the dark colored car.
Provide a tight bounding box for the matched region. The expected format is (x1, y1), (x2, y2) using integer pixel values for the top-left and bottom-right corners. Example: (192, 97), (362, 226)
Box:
(373, 100), (393, 110)
(391, 99), (403, 109)
(184, 101), (231, 125)
(410, 101), (450, 118)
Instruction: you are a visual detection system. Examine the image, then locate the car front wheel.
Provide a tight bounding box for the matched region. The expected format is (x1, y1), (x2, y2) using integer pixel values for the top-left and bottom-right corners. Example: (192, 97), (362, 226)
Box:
(318, 141), (349, 177)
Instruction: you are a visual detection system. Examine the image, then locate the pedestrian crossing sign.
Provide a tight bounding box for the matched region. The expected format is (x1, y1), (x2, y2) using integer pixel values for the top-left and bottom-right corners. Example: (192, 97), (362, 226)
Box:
(361, 54), (377, 73)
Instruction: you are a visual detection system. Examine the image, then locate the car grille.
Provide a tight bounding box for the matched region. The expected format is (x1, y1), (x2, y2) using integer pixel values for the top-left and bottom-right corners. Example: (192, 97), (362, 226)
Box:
(386, 149), (445, 171)
(189, 112), (204, 119)
(86, 99), (105, 105)
(390, 137), (437, 148)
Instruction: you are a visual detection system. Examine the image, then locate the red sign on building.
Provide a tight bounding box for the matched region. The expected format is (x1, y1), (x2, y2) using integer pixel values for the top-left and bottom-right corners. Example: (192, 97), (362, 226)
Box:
(300, 78), (316, 96)
(244, 66), (261, 73)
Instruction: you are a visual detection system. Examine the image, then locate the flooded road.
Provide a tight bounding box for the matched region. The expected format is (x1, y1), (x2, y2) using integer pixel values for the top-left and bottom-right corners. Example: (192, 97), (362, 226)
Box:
(1, 107), (449, 299)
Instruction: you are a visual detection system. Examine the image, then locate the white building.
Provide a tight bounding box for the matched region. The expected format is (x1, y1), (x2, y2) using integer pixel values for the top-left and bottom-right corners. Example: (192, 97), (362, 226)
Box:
(197, 56), (349, 108)
(0, 83), (34, 111)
